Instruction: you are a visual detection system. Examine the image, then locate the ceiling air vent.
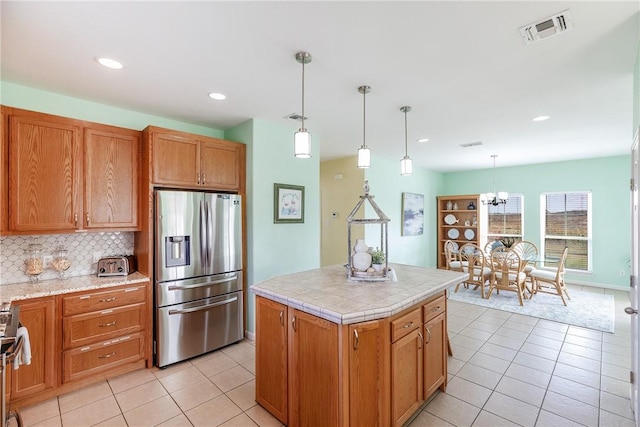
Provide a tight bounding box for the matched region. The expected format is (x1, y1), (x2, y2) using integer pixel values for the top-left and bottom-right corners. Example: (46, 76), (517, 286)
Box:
(459, 141), (483, 148)
(519, 9), (573, 45)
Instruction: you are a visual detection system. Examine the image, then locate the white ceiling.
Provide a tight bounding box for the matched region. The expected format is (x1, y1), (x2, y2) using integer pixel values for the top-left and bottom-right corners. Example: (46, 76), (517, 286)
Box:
(2, 1), (639, 172)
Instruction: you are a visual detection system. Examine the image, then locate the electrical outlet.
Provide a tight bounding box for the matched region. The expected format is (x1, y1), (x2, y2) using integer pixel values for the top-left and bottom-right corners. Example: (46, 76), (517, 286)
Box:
(92, 252), (102, 263)
(620, 269), (626, 276)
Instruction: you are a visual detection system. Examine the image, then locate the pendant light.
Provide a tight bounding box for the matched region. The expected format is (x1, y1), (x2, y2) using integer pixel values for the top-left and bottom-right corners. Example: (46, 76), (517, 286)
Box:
(481, 154), (508, 206)
(294, 51), (312, 158)
(400, 106), (413, 176)
(357, 85), (371, 168)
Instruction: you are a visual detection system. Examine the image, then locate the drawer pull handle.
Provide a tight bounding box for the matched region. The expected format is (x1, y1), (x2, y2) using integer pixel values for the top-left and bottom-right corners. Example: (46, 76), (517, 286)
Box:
(431, 306), (441, 312)
(100, 297), (117, 303)
(425, 327), (432, 344)
(202, 173), (206, 184)
(291, 315), (296, 332)
(74, 213), (78, 226)
(403, 321), (414, 329)
(418, 331), (423, 349)
(99, 352), (116, 359)
(197, 172), (201, 184)
(353, 329), (359, 350)
(86, 212), (90, 225)
(279, 311), (284, 326)
(99, 321), (117, 327)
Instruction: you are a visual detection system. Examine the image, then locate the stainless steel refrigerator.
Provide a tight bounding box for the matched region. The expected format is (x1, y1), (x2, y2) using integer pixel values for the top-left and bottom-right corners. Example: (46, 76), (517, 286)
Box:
(154, 190), (243, 367)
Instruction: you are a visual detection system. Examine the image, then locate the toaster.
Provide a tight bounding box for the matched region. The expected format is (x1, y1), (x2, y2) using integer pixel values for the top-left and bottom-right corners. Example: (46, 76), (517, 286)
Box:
(97, 256), (136, 277)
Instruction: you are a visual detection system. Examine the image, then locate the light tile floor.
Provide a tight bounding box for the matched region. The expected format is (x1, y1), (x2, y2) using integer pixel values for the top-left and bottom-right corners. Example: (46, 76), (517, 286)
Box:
(10, 284), (635, 427)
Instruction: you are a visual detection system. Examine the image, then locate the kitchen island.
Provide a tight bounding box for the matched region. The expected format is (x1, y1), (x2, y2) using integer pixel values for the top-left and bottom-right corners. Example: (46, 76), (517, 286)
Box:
(252, 264), (466, 427)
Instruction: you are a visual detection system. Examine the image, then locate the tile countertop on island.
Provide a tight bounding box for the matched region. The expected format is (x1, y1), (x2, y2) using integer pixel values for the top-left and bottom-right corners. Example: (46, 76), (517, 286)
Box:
(251, 263), (467, 325)
(0, 272), (150, 303)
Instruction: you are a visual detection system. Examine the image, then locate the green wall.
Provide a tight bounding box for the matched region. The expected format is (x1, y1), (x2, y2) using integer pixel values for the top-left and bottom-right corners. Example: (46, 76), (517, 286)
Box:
(0, 81), (224, 137)
(442, 156), (630, 289)
(364, 155), (445, 268)
(227, 119), (321, 333)
(634, 40), (640, 134)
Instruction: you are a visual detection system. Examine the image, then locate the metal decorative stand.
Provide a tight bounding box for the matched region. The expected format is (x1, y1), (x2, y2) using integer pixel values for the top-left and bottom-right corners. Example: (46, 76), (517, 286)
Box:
(346, 180), (390, 281)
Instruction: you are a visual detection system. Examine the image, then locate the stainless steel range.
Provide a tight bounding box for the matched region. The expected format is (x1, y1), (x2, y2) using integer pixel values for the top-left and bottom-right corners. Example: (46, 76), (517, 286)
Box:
(154, 190), (243, 368)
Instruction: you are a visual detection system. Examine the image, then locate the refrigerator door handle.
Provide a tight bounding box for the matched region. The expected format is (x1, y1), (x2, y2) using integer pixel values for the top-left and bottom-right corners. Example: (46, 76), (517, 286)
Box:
(167, 275), (238, 291)
(168, 296), (238, 315)
(200, 200), (208, 266)
(206, 200), (214, 269)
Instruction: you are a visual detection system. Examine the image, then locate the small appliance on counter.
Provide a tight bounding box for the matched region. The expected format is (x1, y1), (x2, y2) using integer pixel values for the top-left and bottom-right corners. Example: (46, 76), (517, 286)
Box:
(97, 256), (137, 277)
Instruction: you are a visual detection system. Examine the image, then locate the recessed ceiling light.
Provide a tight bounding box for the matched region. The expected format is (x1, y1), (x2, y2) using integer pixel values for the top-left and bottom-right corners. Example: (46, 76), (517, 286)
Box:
(416, 138), (429, 143)
(532, 115), (550, 122)
(95, 57), (124, 70)
(208, 92), (226, 100)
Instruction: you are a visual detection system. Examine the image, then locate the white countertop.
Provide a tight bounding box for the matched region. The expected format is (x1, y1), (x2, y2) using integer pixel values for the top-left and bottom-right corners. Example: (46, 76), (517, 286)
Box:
(251, 264), (466, 325)
(0, 272), (150, 303)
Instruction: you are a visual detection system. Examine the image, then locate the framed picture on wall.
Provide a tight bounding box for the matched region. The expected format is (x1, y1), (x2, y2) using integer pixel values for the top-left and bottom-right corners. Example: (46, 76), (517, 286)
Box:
(274, 183), (305, 223)
(402, 192), (424, 236)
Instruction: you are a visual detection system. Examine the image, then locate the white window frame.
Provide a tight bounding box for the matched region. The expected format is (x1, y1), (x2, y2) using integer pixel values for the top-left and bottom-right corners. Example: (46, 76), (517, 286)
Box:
(486, 194), (524, 243)
(539, 191), (592, 273)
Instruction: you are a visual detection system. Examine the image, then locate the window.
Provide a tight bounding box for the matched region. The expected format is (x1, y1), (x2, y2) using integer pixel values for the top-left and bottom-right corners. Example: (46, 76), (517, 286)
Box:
(540, 191), (591, 271)
(487, 195), (523, 245)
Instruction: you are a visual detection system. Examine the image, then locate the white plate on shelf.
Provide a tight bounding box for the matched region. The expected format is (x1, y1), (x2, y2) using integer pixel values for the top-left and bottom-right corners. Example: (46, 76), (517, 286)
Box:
(464, 229), (475, 240)
(447, 229), (460, 239)
(450, 241), (459, 252)
(444, 214), (458, 225)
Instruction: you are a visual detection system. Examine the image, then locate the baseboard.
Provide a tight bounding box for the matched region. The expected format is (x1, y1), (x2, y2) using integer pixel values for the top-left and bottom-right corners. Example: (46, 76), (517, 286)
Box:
(245, 330), (255, 342)
(566, 278), (629, 292)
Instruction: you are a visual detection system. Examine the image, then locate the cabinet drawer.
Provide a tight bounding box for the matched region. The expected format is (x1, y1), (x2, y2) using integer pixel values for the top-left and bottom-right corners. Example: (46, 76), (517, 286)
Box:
(62, 332), (144, 383)
(63, 303), (145, 349)
(391, 308), (421, 343)
(423, 294), (446, 323)
(62, 285), (146, 316)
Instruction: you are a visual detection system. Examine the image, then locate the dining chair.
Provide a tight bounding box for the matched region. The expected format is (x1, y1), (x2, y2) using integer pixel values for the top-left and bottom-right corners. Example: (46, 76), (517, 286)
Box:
(530, 247), (571, 305)
(444, 240), (464, 272)
(486, 248), (527, 305)
(483, 239), (504, 256)
(512, 240), (539, 295)
(454, 243), (492, 298)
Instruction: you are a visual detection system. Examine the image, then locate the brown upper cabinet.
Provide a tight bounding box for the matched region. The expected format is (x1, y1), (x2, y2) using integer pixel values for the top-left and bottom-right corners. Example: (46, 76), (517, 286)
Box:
(145, 126), (245, 192)
(2, 107), (140, 234)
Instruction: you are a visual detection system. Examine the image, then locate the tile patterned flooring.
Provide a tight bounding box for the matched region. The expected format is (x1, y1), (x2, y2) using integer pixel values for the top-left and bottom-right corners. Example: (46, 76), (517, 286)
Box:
(10, 284), (635, 426)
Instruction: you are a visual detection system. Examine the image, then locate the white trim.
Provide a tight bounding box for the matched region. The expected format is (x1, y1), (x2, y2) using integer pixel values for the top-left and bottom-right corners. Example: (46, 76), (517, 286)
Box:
(244, 331), (256, 342)
(566, 277), (629, 292)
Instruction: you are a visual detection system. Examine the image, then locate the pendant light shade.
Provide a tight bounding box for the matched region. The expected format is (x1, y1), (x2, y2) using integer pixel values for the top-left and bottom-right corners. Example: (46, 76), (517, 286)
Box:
(481, 155), (508, 206)
(357, 85), (372, 169)
(400, 106), (413, 176)
(294, 51), (312, 158)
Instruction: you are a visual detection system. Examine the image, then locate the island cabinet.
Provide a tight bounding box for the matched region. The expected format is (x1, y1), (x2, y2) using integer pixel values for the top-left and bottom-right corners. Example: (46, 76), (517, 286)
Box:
(144, 126), (245, 192)
(255, 296), (390, 427)
(255, 291), (447, 427)
(2, 106), (141, 234)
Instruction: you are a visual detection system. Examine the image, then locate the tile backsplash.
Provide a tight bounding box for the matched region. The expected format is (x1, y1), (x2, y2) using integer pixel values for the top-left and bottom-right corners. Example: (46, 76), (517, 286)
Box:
(0, 232), (134, 285)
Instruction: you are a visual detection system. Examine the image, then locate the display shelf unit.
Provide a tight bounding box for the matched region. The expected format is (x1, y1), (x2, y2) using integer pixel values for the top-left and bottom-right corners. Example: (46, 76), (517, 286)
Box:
(436, 194), (482, 269)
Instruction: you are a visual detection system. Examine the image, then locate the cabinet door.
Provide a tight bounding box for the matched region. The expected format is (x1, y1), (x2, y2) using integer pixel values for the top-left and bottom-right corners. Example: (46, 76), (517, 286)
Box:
(289, 309), (339, 427)
(11, 297), (56, 399)
(84, 126), (140, 229)
(151, 131), (199, 187)
(423, 312), (447, 398)
(8, 113), (81, 232)
(349, 320), (389, 427)
(255, 297), (288, 424)
(391, 328), (423, 427)
(200, 139), (243, 191)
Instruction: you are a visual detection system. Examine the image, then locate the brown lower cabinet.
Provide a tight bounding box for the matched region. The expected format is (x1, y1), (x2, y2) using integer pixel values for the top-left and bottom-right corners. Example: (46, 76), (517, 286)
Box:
(255, 292), (447, 427)
(8, 281), (151, 409)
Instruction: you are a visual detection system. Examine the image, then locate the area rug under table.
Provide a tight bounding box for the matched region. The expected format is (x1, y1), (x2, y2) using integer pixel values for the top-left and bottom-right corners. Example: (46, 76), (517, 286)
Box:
(447, 285), (615, 333)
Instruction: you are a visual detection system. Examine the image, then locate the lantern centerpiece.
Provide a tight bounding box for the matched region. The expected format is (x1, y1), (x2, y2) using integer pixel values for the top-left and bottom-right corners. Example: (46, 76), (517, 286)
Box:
(346, 180), (390, 282)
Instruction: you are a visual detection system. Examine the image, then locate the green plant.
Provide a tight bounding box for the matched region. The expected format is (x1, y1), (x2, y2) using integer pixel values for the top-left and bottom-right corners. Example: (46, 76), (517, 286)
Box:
(371, 248), (385, 264)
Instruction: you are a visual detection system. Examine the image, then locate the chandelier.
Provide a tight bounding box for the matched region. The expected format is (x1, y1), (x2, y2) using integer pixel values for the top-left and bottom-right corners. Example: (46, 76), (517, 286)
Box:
(481, 154), (508, 206)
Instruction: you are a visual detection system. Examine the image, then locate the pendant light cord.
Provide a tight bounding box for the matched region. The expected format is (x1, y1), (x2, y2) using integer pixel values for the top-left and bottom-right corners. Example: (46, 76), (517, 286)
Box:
(362, 90), (366, 148)
(301, 59), (305, 130)
(404, 109), (408, 157)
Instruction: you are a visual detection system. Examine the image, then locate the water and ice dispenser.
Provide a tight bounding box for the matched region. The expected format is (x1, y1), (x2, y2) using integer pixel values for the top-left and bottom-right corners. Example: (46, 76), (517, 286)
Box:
(165, 236), (190, 267)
